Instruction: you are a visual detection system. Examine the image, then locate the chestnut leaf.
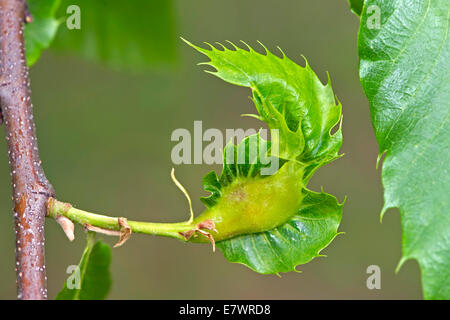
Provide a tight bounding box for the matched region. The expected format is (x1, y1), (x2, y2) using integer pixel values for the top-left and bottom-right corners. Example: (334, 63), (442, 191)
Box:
(358, 0), (450, 299)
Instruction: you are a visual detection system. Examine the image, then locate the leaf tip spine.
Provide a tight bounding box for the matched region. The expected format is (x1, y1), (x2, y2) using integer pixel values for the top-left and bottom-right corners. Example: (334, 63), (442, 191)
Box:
(255, 40), (269, 54)
(225, 40), (239, 50)
(376, 151), (386, 170)
(395, 256), (408, 274)
(240, 40), (254, 52)
(276, 46), (287, 58)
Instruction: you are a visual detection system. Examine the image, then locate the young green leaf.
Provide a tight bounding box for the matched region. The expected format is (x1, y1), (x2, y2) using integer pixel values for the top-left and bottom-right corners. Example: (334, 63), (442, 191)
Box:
(358, 0), (450, 299)
(51, 0), (177, 71)
(25, 0), (62, 66)
(185, 39), (342, 170)
(186, 40), (344, 274)
(55, 234), (111, 300)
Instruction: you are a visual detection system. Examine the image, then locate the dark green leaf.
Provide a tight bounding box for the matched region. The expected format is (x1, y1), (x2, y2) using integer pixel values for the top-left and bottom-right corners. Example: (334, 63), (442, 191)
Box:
(55, 234), (111, 300)
(358, 0), (450, 299)
(51, 0), (177, 71)
(25, 0), (61, 66)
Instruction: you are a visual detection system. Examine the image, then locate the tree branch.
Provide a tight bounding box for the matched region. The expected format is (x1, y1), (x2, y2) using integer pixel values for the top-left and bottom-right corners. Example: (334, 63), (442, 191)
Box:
(0, 0), (54, 300)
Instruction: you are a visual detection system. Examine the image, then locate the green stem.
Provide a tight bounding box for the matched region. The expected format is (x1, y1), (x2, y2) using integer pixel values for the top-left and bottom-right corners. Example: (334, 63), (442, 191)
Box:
(47, 198), (196, 241)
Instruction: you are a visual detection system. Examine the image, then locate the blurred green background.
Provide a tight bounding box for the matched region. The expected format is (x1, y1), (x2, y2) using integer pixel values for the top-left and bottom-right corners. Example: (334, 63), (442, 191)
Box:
(0, 0), (422, 299)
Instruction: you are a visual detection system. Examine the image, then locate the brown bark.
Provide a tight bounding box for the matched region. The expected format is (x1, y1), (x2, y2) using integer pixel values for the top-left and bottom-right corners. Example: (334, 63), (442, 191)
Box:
(0, 0), (54, 299)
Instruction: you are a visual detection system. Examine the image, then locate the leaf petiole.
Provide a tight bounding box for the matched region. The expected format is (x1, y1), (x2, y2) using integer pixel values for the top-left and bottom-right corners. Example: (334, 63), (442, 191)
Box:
(47, 198), (198, 242)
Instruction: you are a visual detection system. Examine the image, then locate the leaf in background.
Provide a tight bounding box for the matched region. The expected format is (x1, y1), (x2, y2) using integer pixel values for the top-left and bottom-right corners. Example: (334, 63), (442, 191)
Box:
(188, 40), (344, 274)
(358, 0), (450, 299)
(25, 0), (62, 66)
(55, 234), (111, 300)
(51, 0), (177, 71)
(348, 0), (364, 16)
